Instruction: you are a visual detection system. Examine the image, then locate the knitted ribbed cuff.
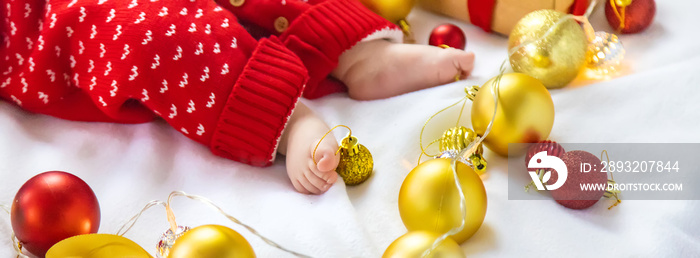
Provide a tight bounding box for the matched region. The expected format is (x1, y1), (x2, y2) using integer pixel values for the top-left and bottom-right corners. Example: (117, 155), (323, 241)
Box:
(279, 0), (401, 99)
(210, 37), (308, 167)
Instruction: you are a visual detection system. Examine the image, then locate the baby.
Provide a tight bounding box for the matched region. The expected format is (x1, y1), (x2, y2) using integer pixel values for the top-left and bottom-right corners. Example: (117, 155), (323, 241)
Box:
(0, 0), (474, 194)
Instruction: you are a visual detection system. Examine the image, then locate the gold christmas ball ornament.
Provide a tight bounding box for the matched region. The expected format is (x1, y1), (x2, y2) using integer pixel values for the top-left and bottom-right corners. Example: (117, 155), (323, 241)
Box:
(398, 158), (487, 244)
(336, 134), (374, 185)
(508, 9), (588, 89)
(359, 0), (414, 24)
(46, 234), (152, 258)
(439, 126), (487, 174)
(315, 125), (374, 186)
(586, 31), (625, 75)
(471, 73), (555, 156)
(168, 225), (255, 258)
(383, 231), (465, 258)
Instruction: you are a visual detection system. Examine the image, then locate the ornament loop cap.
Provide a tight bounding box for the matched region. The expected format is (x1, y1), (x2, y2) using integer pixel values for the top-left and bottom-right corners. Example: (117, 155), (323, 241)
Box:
(340, 134), (360, 156)
(465, 85), (479, 101)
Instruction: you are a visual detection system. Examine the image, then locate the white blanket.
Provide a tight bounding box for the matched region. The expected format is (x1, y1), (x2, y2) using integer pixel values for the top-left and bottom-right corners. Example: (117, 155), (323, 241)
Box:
(1, 1), (699, 257)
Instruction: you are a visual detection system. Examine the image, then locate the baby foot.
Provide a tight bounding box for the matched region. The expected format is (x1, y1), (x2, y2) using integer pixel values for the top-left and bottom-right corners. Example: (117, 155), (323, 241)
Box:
(332, 40), (475, 100)
(278, 102), (340, 194)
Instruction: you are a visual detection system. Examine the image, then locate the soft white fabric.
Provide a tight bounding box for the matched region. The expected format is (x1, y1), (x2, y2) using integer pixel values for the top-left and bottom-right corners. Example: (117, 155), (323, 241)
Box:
(1, 1), (699, 257)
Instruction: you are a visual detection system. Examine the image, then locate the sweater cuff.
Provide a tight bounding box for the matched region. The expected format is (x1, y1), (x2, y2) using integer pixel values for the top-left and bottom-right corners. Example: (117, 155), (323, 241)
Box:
(210, 37), (308, 167)
(279, 0), (402, 99)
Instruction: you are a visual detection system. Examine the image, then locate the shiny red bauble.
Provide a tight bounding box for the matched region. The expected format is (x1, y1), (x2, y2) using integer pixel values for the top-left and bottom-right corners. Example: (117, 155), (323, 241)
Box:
(549, 151), (607, 209)
(11, 171), (101, 257)
(605, 0), (656, 34)
(428, 24), (466, 50)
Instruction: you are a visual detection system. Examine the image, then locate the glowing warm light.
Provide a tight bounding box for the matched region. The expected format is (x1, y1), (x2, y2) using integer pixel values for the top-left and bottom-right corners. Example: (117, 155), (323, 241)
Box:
(586, 31), (625, 75)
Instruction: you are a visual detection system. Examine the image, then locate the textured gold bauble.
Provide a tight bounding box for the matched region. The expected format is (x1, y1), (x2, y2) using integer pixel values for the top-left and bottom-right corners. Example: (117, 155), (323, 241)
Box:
(168, 225), (255, 258)
(359, 0), (414, 24)
(471, 73), (555, 156)
(398, 158), (487, 244)
(382, 231), (465, 258)
(336, 135), (374, 185)
(508, 10), (588, 89)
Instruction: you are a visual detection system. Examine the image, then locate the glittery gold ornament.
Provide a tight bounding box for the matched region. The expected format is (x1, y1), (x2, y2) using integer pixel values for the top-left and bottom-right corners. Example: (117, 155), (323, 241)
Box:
(168, 225), (255, 258)
(586, 31), (625, 75)
(398, 158), (487, 244)
(439, 126), (487, 174)
(508, 10), (588, 89)
(336, 133), (374, 185)
(46, 234), (152, 258)
(314, 125), (374, 186)
(471, 73), (554, 156)
(382, 231), (465, 258)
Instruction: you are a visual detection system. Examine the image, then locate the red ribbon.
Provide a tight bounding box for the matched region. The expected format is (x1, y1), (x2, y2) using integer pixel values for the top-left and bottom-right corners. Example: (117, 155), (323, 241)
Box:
(467, 0), (496, 32)
(569, 0), (590, 16)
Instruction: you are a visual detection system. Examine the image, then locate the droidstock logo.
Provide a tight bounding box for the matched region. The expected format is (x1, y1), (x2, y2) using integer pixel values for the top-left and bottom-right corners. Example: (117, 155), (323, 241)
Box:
(528, 151), (568, 190)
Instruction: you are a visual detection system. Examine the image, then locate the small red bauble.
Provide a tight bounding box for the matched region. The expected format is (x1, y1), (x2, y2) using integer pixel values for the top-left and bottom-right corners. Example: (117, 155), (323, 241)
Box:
(549, 151), (608, 209)
(11, 171), (101, 257)
(525, 140), (565, 168)
(605, 0), (656, 34)
(428, 24), (467, 50)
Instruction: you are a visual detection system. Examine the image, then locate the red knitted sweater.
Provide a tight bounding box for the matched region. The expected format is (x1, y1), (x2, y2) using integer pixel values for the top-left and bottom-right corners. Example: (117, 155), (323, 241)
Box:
(0, 0), (402, 166)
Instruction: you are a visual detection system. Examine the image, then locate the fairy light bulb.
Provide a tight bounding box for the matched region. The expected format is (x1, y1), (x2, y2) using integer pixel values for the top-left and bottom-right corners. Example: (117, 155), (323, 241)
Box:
(586, 31), (625, 75)
(156, 226), (190, 258)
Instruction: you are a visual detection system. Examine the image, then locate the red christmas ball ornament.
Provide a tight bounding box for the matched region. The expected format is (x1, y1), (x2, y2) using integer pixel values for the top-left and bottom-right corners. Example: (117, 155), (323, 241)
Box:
(428, 24), (466, 50)
(11, 171), (101, 257)
(549, 151), (608, 209)
(525, 140), (565, 168)
(605, 0), (656, 34)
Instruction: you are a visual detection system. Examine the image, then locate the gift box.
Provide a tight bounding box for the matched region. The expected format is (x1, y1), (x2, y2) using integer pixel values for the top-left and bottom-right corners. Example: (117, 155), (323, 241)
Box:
(418, 0), (590, 35)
